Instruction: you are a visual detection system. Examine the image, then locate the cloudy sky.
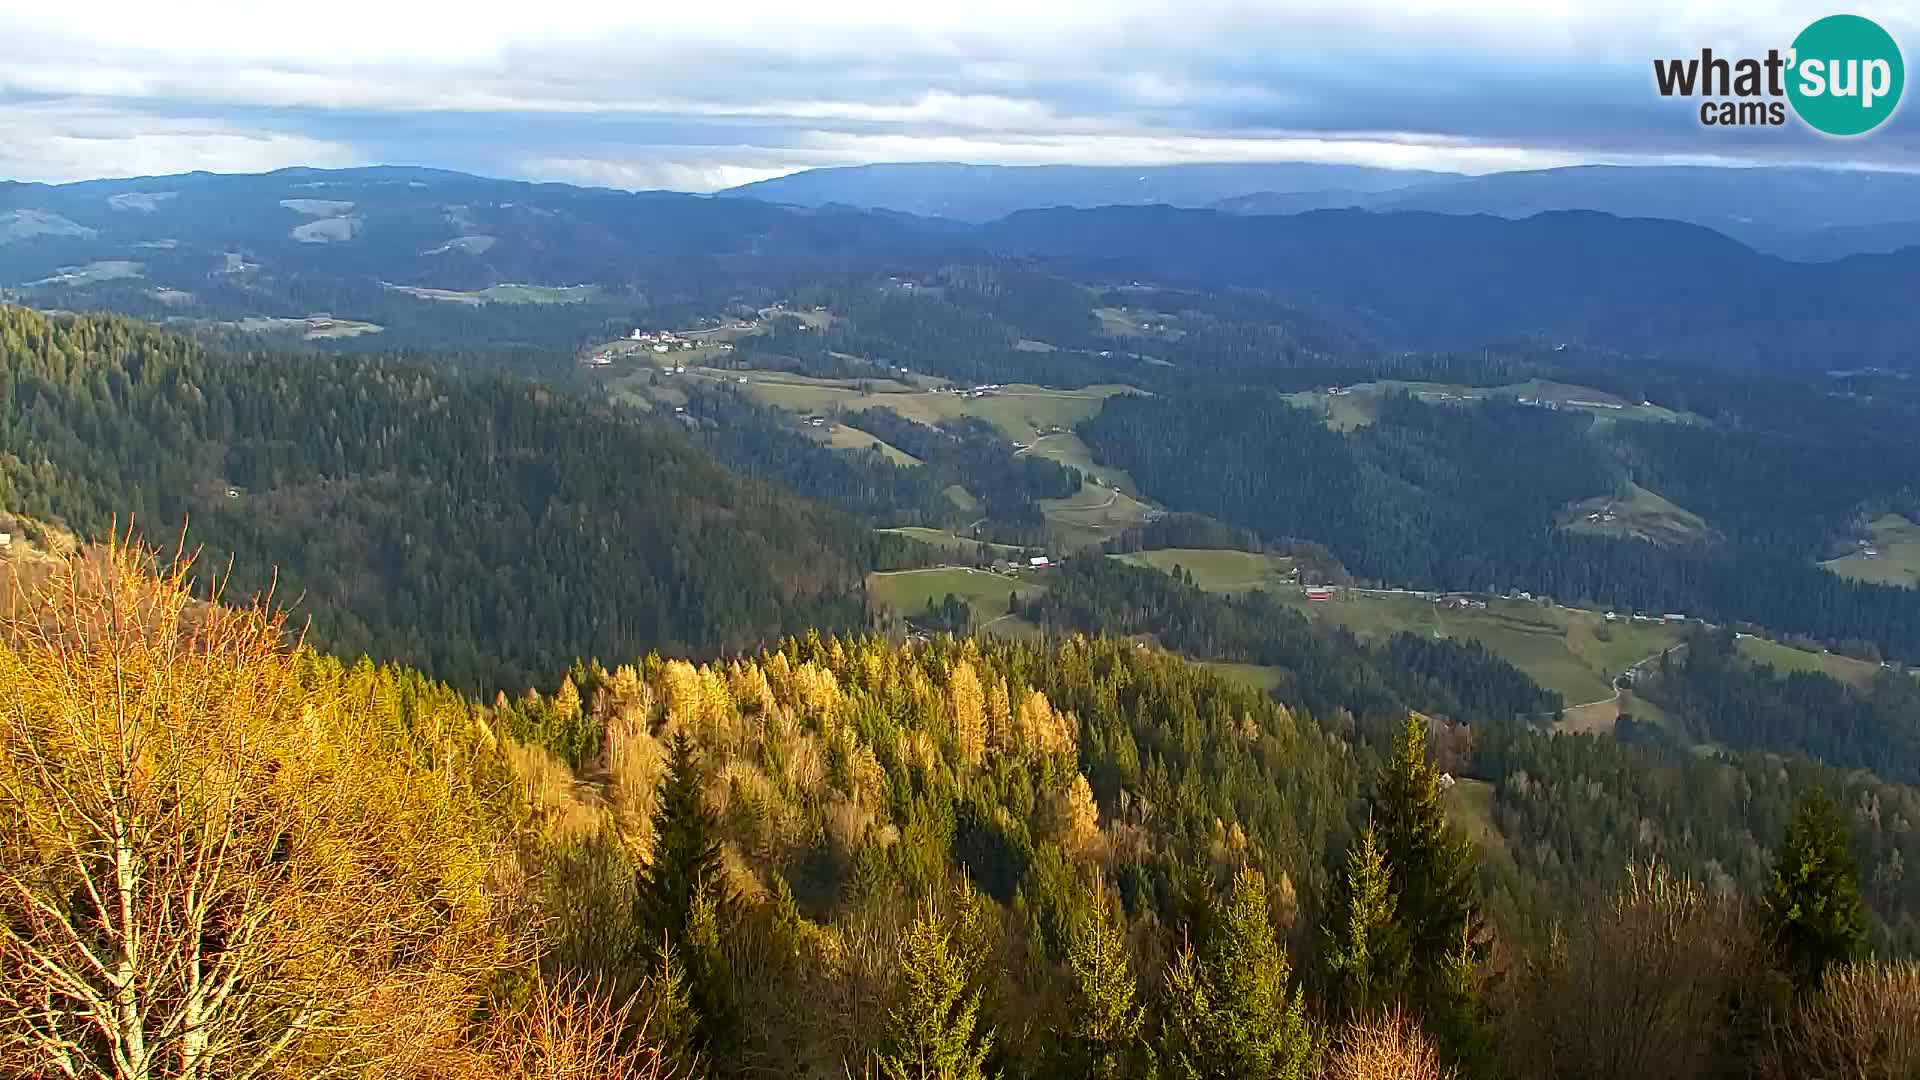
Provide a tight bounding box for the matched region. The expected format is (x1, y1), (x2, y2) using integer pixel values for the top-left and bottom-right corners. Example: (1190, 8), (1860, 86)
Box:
(1, 1), (1915, 190)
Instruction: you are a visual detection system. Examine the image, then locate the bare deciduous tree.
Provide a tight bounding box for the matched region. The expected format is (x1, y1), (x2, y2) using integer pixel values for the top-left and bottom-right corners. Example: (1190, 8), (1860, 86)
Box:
(1763, 960), (1920, 1080)
(476, 975), (683, 1080)
(1324, 1009), (1455, 1080)
(0, 541), (517, 1079)
(1496, 862), (1763, 1080)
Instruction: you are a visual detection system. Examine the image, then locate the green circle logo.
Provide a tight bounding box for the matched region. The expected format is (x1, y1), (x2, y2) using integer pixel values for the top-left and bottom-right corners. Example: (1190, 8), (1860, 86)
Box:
(1788, 14), (1904, 136)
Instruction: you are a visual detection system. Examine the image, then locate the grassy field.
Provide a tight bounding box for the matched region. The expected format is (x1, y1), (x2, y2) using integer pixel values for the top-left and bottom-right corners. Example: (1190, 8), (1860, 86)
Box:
(1822, 514), (1920, 587)
(388, 283), (595, 305)
(1444, 778), (1510, 862)
(736, 370), (1133, 443)
(822, 423), (921, 466)
(1736, 635), (1883, 689)
(1284, 380), (1698, 433)
(279, 198), (356, 217)
(29, 260), (143, 287)
(1040, 484), (1155, 550)
(228, 316), (383, 340)
(1200, 661), (1286, 693)
(1113, 548), (1297, 592)
(1093, 306), (1182, 340)
(877, 528), (1027, 558)
(1275, 591), (1686, 706)
(867, 566), (1045, 629)
(1563, 483), (1714, 546)
(290, 217), (359, 243)
(1021, 433), (1136, 492)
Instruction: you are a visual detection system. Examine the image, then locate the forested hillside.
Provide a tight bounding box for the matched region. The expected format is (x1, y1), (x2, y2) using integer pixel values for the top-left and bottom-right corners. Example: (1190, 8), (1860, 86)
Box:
(1081, 389), (1920, 660)
(0, 306), (906, 690)
(7, 539), (1917, 1080)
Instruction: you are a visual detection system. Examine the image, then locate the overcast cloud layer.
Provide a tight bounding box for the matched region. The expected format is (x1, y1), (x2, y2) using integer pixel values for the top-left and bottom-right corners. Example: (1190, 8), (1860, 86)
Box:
(1, 1), (1916, 189)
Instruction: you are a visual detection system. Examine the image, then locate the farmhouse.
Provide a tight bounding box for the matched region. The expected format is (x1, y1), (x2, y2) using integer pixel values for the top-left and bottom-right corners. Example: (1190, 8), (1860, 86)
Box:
(1305, 586), (1334, 602)
(1028, 556), (1051, 568)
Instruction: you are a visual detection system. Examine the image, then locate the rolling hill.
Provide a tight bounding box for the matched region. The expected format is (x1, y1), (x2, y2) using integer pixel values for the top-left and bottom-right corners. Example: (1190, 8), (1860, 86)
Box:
(984, 204), (1920, 370)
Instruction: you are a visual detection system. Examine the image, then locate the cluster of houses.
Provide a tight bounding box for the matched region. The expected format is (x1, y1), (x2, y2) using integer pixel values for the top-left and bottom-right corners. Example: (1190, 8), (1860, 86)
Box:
(1603, 611), (1690, 624)
(951, 384), (1002, 400)
(628, 328), (736, 357)
(979, 555), (1053, 574)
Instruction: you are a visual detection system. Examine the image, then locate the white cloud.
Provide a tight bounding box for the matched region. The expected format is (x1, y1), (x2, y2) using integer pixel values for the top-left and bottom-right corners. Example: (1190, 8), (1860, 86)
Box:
(0, 103), (360, 183)
(518, 155), (805, 192)
(518, 128), (1773, 192)
(0, 1), (1913, 184)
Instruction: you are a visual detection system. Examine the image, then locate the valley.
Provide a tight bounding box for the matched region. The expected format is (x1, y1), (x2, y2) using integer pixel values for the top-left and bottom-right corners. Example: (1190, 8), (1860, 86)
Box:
(7, 158), (1920, 1080)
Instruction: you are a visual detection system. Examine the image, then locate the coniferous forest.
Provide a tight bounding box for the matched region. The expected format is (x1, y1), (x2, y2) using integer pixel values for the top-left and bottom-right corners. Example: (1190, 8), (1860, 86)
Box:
(0, 306), (910, 690)
(5, 541), (1917, 1080)
(6, 219), (1920, 1080)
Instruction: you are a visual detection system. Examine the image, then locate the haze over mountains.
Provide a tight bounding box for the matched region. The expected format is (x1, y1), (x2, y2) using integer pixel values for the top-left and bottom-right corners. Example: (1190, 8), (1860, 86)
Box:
(6, 163), (1920, 369)
(720, 162), (1451, 224)
(727, 161), (1920, 261)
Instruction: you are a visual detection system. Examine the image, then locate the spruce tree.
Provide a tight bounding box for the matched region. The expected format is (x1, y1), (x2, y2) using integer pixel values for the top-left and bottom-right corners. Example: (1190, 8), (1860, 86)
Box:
(1324, 820), (1404, 1017)
(1765, 787), (1867, 989)
(879, 903), (996, 1080)
(1369, 715), (1490, 1072)
(634, 733), (734, 1050)
(1061, 895), (1145, 1079)
(1373, 715), (1482, 982)
(1157, 867), (1318, 1080)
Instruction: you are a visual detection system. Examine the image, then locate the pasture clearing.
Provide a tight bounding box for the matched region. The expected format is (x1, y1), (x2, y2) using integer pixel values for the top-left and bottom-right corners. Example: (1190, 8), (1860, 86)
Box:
(1040, 484), (1155, 550)
(1285, 379), (1699, 433)
(1563, 483), (1715, 547)
(1021, 432), (1136, 492)
(1275, 590), (1686, 707)
(1112, 548), (1297, 593)
(876, 528), (1028, 559)
(1735, 635), (1883, 689)
(387, 282), (595, 304)
(1822, 513), (1920, 588)
(868, 566), (1045, 630)
(820, 423), (921, 466)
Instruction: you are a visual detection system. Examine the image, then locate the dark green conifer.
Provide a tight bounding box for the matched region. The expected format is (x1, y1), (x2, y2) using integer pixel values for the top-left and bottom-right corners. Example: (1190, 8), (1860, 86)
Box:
(1765, 787), (1867, 989)
(633, 733), (735, 1050)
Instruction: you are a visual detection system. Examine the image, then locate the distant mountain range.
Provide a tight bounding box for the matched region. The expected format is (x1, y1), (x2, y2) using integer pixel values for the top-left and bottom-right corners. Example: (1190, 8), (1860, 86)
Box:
(721, 162), (1446, 223)
(986, 204), (1920, 367)
(5, 164), (1920, 370)
(725, 161), (1920, 261)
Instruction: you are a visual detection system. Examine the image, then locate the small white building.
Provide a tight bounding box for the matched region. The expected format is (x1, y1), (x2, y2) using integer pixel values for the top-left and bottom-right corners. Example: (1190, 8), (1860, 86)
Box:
(1028, 556), (1051, 568)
